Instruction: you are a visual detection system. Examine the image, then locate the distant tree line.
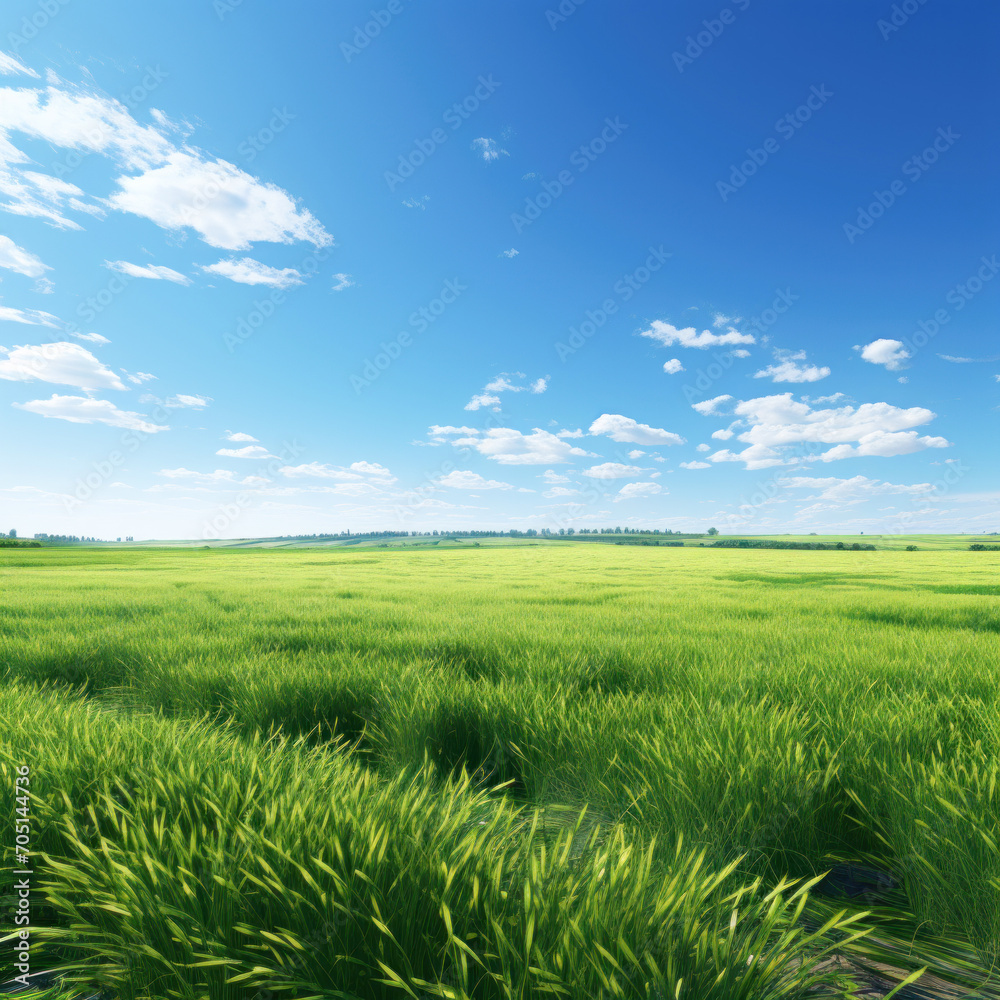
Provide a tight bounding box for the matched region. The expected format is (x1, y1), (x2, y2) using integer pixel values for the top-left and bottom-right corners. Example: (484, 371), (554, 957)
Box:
(0, 539), (41, 548)
(969, 544), (1000, 551)
(711, 539), (877, 550)
(32, 534), (106, 543)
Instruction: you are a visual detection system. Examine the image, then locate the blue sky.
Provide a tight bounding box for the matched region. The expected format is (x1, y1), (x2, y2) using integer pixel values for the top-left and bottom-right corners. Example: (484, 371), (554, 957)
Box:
(1, 0), (997, 539)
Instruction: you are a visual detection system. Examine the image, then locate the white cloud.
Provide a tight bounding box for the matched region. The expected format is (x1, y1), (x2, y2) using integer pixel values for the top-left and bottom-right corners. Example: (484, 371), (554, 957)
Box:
(704, 393), (951, 468)
(627, 449), (646, 459)
(465, 372), (547, 410)
(472, 137), (508, 161)
(332, 273), (354, 291)
(680, 461), (711, 470)
(582, 462), (643, 479)
(544, 486), (578, 497)
(442, 427), (594, 465)
(713, 312), (740, 328)
(402, 196), (429, 209)
(437, 470), (513, 490)
(123, 370), (156, 385)
(160, 393), (212, 409)
(278, 461), (396, 484)
(159, 468), (266, 485)
(0, 54), (40, 78)
(105, 260), (190, 284)
(691, 394), (732, 416)
(500, 248), (519, 258)
(778, 475), (934, 501)
(730, 349), (751, 359)
(464, 393), (502, 412)
(696, 443), (711, 452)
(108, 151), (332, 250)
(0, 83), (171, 171)
(711, 427), (734, 440)
(0, 305), (61, 328)
(641, 320), (755, 350)
(753, 351), (830, 383)
(541, 469), (570, 484)
(662, 358), (684, 374)
(0, 235), (48, 277)
(588, 413), (684, 446)
(614, 482), (662, 501)
(200, 256), (303, 289)
(13, 393), (168, 432)
(216, 445), (278, 459)
(857, 338), (911, 371)
(224, 430), (258, 442)
(0, 342), (126, 390)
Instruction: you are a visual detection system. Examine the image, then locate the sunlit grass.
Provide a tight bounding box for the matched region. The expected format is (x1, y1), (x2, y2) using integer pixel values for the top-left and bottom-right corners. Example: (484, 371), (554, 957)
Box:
(1, 545), (998, 997)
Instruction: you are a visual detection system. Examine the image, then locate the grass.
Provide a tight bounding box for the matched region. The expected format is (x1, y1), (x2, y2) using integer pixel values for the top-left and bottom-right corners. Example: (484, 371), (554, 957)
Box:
(1, 544), (998, 998)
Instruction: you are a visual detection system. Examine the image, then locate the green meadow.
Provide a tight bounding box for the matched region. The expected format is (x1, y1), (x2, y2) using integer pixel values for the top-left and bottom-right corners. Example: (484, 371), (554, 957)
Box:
(1, 545), (998, 999)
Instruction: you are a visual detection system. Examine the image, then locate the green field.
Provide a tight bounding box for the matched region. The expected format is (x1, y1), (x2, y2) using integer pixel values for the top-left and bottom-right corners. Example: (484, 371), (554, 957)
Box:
(2, 545), (999, 999)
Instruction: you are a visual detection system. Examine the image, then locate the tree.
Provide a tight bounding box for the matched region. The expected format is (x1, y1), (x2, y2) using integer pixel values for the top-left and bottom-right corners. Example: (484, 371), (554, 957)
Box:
(8, 529), (15, 538)
(706, 527), (719, 536)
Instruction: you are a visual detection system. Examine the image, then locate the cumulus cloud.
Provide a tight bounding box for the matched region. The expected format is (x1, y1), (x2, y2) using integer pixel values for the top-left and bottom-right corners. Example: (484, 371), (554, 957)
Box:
(704, 393), (950, 468)
(140, 392), (211, 409)
(13, 394), (168, 432)
(500, 248), (519, 258)
(857, 338), (911, 371)
(691, 394), (732, 416)
(589, 413), (684, 446)
(464, 393), (502, 412)
(662, 358), (684, 374)
(753, 350), (830, 383)
(0, 342), (126, 390)
(680, 461), (711, 469)
(582, 462), (643, 479)
(0, 235), (48, 277)
(437, 470), (513, 490)
(436, 426), (594, 465)
(105, 259), (189, 284)
(541, 469), (570, 484)
(614, 482), (662, 501)
(641, 320), (755, 350)
(224, 430), (258, 442)
(108, 151), (332, 250)
(200, 256), (303, 289)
